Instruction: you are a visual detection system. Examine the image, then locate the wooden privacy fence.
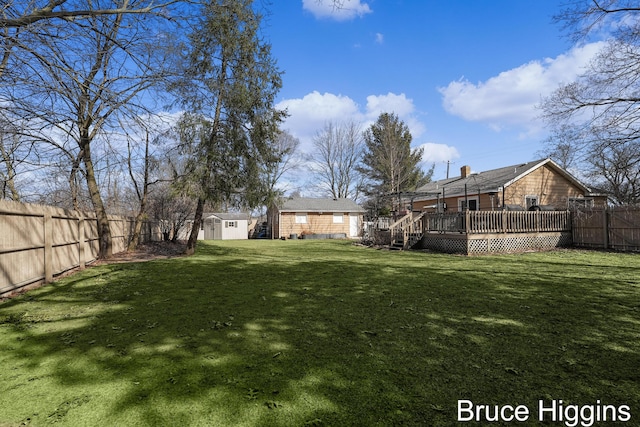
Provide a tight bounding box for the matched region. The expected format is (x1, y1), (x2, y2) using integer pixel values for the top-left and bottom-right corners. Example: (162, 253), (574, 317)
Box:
(423, 210), (572, 234)
(0, 199), (161, 296)
(572, 207), (640, 251)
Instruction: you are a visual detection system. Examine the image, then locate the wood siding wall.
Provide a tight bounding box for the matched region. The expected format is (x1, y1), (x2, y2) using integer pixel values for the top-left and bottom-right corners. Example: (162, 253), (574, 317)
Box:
(0, 199), (160, 296)
(413, 164), (597, 212)
(276, 212), (353, 238)
(504, 166), (585, 208)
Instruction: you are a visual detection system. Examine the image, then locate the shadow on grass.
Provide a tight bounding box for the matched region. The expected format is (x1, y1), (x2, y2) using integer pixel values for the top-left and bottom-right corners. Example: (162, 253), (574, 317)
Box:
(1, 241), (639, 426)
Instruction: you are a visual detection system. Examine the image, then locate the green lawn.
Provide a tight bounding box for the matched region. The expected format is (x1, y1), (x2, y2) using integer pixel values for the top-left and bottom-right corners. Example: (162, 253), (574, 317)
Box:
(1, 240), (639, 426)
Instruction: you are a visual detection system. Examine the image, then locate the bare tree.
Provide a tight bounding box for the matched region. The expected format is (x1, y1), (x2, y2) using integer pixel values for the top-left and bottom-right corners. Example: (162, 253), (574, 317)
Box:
(1, 2), (183, 257)
(588, 137), (640, 205)
(0, 117), (29, 200)
(261, 129), (301, 238)
(124, 119), (153, 250)
(536, 124), (580, 170)
(541, 1), (640, 204)
(311, 120), (364, 201)
(147, 182), (194, 242)
(0, 0), (184, 28)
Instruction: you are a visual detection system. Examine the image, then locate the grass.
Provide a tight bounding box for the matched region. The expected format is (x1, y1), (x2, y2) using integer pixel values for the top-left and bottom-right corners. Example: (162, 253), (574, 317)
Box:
(0, 240), (639, 426)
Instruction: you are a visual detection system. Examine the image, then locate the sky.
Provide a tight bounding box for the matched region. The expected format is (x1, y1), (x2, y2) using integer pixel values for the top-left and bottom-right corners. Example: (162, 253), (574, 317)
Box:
(260, 0), (605, 188)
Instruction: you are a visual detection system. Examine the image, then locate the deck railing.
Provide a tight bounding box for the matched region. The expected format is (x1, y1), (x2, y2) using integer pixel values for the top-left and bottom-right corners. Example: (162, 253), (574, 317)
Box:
(423, 210), (572, 234)
(388, 212), (413, 244)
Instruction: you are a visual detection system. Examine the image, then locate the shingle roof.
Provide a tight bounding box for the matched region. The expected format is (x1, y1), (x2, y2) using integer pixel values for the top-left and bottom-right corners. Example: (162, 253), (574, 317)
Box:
(278, 197), (365, 213)
(414, 158), (590, 200)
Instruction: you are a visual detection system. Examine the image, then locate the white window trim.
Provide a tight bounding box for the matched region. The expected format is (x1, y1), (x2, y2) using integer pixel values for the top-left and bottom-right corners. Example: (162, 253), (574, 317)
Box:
(458, 197), (479, 211)
(333, 213), (344, 223)
(525, 195), (539, 209)
(295, 213), (307, 224)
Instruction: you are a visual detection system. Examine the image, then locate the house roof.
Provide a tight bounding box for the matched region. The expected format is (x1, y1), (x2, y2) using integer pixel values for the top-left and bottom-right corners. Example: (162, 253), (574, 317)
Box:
(278, 197), (365, 213)
(413, 158), (591, 200)
(205, 212), (249, 221)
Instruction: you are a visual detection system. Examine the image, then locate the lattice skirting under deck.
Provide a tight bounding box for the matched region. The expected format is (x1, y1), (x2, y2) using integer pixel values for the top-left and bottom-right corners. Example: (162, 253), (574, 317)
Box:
(418, 232), (573, 255)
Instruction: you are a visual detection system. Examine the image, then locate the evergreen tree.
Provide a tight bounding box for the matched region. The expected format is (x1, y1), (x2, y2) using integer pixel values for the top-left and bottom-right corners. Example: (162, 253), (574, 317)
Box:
(173, 0), (285, 254)
(360, 112), (432, 212)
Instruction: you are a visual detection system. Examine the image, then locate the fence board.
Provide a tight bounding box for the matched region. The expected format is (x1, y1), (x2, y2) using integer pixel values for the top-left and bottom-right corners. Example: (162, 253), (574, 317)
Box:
(0, 199), (158, 296)
(572, 207), (640, 251)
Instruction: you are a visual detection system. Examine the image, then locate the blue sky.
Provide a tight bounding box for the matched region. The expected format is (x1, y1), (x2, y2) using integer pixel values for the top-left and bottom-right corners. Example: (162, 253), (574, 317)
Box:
(262, 0), (604, 186)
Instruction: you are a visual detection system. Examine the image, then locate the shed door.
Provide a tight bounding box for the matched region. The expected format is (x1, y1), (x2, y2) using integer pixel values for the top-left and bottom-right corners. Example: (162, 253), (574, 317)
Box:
(349, 213), (359, 237)
(214, 219), (222, 240)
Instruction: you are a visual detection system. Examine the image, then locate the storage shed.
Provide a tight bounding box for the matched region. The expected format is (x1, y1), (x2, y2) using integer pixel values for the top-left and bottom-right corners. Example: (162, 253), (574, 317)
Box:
(202, 213), (249, 240)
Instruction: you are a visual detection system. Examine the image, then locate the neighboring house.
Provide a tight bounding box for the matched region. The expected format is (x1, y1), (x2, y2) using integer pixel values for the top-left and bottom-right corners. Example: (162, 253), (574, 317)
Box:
(201, 213), (250, 240)
(273, 197), (365, 239)
(410, 159), (607, 212)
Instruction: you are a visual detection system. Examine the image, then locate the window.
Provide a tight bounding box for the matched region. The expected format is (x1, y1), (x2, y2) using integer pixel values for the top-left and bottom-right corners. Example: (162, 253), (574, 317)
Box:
(225, 221), (237, 228)
(295, 213), (307, 224)
(458, 197), (479, 211)
(333, 213), (344, 223)
(525, 195), (539, 209)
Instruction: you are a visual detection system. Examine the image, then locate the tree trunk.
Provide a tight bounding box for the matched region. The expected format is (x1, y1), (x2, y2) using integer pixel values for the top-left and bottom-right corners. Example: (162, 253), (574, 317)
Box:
(128, 208), (146, 251)
(0, 139), (20, 201)
(81, 139), (113, 258)
(127, 134), (150, 251)
(185, 197), (204, 255)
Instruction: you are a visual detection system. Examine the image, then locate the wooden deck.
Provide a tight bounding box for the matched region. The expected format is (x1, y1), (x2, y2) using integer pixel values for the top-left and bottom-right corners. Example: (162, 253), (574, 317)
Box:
(376, 209), (640, 254)
(423, 210), (572, 234)
(378, 210), (573, 253)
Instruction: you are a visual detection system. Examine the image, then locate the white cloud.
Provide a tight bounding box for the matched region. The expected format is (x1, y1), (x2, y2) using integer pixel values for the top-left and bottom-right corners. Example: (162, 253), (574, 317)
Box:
(438, 42), (605, 134)
(375, 33), (384, 44)
(418, 142), (460, 163)
(364, 92), (414, 117)
(275, 91), (360, 150)
(302, 0), (372, 21)
(276, 91), (425, 154)
(365, 93), (425, 138)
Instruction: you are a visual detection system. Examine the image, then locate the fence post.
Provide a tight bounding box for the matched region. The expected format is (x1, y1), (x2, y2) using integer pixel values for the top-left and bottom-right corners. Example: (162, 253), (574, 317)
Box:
(603, 208), (609, 249)
(44, 211), (53, 283)
(78, 216), (85, 269)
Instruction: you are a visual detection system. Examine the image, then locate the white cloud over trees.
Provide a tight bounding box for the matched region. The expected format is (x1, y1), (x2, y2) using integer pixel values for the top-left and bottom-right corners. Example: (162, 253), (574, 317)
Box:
(438, 42), (605, 134)
(275, 91), (426, 154)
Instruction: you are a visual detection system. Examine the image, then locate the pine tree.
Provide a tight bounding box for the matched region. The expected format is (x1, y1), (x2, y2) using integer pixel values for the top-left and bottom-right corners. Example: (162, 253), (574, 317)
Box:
(360, 112), (431, 212)
(173, 0), (285, 254)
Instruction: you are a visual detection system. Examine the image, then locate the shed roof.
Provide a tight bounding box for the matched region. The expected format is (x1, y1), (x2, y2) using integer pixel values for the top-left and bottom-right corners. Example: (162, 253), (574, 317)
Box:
(413, 158), (591, 200)
(278, 197), (365, 213)
(205, 212), (249, 221)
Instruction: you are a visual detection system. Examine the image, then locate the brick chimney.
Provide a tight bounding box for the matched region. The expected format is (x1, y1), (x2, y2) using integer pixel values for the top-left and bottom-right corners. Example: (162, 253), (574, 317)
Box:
(461, 165), (471, 178)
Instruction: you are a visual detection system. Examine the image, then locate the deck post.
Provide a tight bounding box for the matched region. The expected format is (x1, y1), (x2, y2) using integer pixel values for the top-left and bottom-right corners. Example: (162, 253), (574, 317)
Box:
(502, 209), (507, 233)
(465, 210), (471, 234)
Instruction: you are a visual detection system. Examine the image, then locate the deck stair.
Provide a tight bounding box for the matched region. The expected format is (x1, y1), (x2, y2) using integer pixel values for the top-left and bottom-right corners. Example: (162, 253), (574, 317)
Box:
(389, 212), (426, 250)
